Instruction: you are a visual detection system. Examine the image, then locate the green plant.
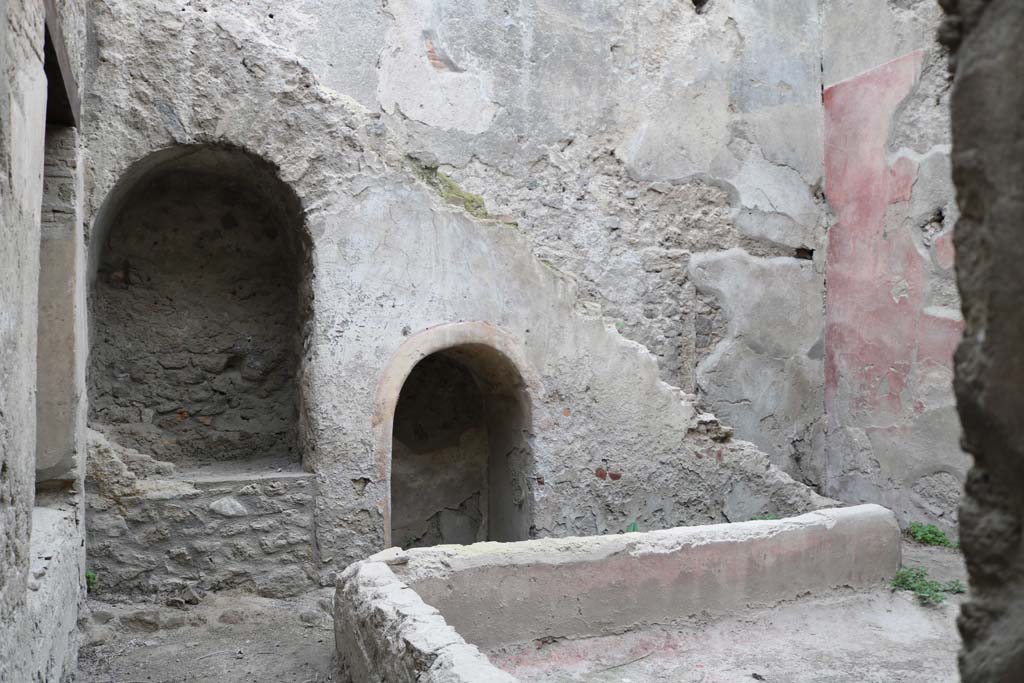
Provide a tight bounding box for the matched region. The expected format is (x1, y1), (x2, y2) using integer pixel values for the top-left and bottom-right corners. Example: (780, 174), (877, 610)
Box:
(750, 514), (779, 521)
(625, 521), (639, 533)
(409, 159), (490, 219)
(891, 566), (964, 606)
(85, 570), (97, 593)
(907, 521), (957, 548)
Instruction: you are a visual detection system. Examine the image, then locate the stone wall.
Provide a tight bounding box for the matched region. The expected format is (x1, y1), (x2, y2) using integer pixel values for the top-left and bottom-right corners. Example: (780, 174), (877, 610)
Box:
(89, 160), (305, 469)
(941, 0), (1024, 680)
(153, 0), (829, 483)
(82, 0), (835, 582)
(86, 430), (317, 598)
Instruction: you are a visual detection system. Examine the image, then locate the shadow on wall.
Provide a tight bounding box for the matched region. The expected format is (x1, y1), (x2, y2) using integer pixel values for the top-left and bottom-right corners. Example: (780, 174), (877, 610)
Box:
(86, 144), (313, 472)
(378, 325), (537, 549)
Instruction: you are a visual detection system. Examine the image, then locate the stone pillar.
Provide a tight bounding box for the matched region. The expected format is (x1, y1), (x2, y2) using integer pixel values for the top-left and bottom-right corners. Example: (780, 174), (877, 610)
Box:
(942, 0), (1024, 680)
(36, 125), (87, 484)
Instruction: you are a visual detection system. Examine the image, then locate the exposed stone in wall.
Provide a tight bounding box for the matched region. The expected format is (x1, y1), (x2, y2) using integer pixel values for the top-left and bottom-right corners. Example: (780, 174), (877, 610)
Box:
(940, 0), (1024, 679)
(86, 430), (317, 598)
(447, 151), (798, 397)
(391, 354), (488, 548)
(89, 163), (305, 469)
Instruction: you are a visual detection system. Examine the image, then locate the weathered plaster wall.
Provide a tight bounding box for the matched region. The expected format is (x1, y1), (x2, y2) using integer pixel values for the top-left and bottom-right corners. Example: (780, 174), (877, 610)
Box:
(822, 1), (966, 532)
(1, 0), (45, 620)
(197, 0), (831, 482)
(941, 0), (1024, 680)
(82, 0), (834, 584)
(132, 1), (956, 505)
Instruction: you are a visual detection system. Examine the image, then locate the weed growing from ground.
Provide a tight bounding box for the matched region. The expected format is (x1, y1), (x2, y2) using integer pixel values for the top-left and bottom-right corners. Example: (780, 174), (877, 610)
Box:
(908, 521), (958, 548)
(891, 566), (964, 605)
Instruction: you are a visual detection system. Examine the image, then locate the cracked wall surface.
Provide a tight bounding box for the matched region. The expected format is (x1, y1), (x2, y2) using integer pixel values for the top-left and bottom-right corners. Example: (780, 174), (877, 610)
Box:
(214, 0), (958, 505)
(202, 0), (831, 481)
(82, 0), (835, 587)
(941, 0), (1024, 680)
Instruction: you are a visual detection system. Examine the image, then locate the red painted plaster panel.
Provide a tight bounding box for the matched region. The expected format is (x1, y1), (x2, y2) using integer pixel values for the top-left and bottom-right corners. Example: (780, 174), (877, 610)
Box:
(823, 51), (962, 440)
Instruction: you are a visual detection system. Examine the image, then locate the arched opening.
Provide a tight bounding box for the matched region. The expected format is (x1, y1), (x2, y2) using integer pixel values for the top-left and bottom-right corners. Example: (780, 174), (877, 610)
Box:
(87, 145), (310, 473)
(389, 342), (533, 549)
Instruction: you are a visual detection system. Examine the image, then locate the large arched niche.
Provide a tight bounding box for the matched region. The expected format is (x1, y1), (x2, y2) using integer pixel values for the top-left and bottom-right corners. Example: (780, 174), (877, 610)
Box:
(87, 144), (312, 473)
(373, 323), (538, 548)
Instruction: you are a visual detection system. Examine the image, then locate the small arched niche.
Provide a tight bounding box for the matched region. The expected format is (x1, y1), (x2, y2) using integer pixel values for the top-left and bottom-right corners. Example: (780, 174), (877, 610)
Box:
(389, 343), (533, 549)
(87, 145), (310, 473)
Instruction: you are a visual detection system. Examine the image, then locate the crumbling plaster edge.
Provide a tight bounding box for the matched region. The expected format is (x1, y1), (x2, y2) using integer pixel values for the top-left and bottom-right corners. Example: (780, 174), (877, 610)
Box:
(371, 504), (897, 578)
(335, 557), (517, 683)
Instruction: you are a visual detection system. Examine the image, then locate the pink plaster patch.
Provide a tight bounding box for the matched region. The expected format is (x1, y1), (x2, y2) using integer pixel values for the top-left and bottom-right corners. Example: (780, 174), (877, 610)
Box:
(933, 231), (956, 271)
(824, 51), (963, 434)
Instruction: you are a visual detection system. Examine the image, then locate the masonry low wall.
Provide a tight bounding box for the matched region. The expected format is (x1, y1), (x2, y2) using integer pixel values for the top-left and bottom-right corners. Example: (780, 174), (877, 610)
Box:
(87, 431), (317, 598)
(335, 505), (900, 681)
(5, 506), (83, 682)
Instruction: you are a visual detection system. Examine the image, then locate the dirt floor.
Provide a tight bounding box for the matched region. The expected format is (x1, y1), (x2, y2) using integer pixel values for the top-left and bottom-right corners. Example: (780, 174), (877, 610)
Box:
(78, 588), (338, 683)
(77, 541), (964, 683)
